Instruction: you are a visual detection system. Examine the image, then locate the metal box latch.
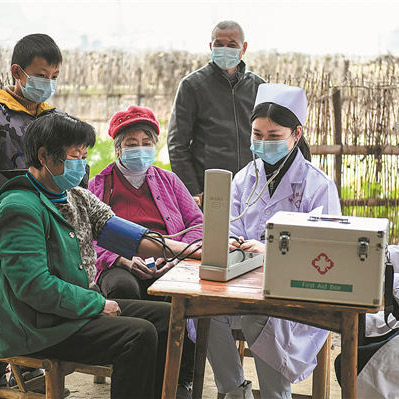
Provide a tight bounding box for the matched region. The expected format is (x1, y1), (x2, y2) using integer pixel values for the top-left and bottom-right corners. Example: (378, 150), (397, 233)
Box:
(279, 232), (290, 255)
(358, 237), (370, 261)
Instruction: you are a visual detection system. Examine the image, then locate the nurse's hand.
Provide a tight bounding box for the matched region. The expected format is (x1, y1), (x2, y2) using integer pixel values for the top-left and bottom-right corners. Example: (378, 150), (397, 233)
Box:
(229, 236), (245, 250)
(154, 258), (180, 278)
(238, 239), (265, 254)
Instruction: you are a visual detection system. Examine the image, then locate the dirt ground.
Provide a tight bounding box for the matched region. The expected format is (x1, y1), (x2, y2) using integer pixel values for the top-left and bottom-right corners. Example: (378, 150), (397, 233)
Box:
(65, 334), (342, 399)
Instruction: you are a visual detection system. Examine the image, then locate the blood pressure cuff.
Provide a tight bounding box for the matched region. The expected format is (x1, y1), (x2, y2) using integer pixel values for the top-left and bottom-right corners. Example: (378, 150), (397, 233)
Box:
(97, 216), (149, 260)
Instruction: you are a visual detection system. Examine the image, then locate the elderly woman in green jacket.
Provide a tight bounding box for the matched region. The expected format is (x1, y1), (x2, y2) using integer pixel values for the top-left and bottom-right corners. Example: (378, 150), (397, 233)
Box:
(0, 113), (198, 399)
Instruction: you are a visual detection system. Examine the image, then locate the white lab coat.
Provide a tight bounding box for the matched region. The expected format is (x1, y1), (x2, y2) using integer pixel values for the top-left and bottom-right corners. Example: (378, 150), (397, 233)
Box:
(231, 151), (341, 382)
(357, 245), (399, 398)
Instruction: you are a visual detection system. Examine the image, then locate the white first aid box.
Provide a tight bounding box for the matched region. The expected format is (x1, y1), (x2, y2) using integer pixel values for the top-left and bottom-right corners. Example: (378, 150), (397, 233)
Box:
(263, 211), (389, 306)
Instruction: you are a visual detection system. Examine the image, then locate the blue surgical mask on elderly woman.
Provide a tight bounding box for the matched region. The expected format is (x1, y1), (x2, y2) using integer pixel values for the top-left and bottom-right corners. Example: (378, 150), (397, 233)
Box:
(121, 147), (156, 173)
(211, 47), (241, 70)
(250, 133), (295, 165)
(20, 67), (57, 103)
(46, 159), (87, 191)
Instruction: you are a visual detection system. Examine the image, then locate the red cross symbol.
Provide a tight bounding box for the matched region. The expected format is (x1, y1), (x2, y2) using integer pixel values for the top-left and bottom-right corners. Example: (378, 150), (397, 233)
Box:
(311, 253), (334, 275)
(288, 192), (303, 209)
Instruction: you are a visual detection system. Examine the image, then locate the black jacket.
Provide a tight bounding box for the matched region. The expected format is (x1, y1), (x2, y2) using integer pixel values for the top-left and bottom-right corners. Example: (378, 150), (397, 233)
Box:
(167, 61), (265, 195)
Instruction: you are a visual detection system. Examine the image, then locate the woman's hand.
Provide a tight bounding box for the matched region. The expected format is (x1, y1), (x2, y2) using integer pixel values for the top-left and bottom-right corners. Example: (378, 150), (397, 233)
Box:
(116, 256), (155, 279)
(102, 300), (121, 317)
(154, 258), (179, 278)
(193, 193), (203, 208)
(130, 256), (156, 279)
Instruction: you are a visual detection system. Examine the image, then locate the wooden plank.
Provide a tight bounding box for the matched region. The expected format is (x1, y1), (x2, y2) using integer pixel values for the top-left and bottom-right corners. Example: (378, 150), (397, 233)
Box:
(9, 366), (27, 393)
(183, 298), (344, 332)
(0, 358), (51, 372)
(310, 144), (399, 155)
(0, 388), (44, 399)
(341, 198), (399, 207)
(71, 365), (111, 378)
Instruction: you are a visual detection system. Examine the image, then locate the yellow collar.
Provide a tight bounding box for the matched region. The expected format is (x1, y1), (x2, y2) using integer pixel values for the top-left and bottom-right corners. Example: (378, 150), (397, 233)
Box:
(0, 89), (55, 116)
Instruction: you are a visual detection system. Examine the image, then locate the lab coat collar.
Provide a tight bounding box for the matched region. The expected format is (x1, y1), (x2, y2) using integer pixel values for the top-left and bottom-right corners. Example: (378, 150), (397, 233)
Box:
(249, 151), (307, 209)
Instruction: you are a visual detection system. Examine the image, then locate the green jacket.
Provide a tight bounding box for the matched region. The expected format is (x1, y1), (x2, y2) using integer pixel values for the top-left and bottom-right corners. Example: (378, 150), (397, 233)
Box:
(0, 176), (105, 357)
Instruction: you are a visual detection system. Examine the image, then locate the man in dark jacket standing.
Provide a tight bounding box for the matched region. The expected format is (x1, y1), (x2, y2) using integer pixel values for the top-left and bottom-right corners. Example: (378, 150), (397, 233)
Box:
(167, 20), (264, 202)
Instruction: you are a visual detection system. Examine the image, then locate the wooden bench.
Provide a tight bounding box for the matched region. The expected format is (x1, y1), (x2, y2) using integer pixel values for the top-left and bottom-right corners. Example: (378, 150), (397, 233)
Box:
(0, 356), (112, 399)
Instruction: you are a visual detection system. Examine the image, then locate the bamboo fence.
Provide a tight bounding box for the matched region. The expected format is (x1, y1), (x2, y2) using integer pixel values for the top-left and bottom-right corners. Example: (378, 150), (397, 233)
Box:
(1, 49), (399, 240)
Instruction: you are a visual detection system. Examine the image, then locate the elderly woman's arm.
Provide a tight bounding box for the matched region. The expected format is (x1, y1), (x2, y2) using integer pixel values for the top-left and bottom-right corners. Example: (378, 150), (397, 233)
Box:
(97, 215), (201, 260)
(83, 188), (200, 263)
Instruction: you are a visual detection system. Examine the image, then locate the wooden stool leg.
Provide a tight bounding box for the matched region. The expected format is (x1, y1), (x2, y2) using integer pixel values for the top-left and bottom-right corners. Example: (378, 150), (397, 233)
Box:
(93, 375), (106, 384)
(237, 340), (245, 365)
(192, 318), (211, 399)
(45, 361), (64, 399)
(312, 332), (331, 399)
(10, 365), (28, 392)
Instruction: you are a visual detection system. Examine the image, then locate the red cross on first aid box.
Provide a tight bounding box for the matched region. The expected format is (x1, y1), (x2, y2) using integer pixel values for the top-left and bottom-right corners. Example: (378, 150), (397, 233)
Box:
(263, 211), (389, 306)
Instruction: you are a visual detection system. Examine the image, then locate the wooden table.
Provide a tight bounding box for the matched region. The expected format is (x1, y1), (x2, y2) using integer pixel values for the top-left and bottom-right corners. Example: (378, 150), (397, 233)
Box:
(148, 260), (380, 399)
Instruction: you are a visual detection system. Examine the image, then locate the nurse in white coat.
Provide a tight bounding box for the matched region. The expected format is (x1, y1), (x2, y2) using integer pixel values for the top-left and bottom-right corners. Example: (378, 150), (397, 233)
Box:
(205, 83), (341, 399)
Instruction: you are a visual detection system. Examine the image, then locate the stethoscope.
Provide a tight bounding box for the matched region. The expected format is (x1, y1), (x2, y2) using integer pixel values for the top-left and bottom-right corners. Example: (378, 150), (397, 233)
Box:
(230, 131), (300, 222)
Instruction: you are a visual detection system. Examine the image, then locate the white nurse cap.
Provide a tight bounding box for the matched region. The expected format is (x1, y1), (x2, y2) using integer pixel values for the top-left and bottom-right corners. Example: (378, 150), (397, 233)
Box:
(254, 83), (308, 125)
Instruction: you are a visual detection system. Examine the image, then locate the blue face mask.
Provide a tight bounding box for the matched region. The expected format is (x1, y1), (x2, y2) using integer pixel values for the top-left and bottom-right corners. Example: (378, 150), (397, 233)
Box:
(121, 146), (156, 173)
(46, 159), (87, 191)
(211, 47), (241, 70)
(250, 134), (294, 165)
(20, 67), (57, 103)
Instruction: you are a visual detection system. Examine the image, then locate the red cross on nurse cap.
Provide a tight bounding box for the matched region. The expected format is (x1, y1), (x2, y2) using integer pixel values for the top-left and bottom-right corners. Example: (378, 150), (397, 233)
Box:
(254, 83), (308, 125)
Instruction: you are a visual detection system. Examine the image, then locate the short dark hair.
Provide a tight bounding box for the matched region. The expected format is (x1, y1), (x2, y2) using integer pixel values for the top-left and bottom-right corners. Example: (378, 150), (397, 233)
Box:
(251, 102), (311, 161)
(25, 113), (96, 169)
(211, 21), (245, 43)
(11, 34), (62, 70)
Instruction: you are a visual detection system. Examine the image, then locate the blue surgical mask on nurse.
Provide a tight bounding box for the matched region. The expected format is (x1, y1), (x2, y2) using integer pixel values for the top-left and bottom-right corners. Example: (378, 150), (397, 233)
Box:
(250, 132), (297, 165)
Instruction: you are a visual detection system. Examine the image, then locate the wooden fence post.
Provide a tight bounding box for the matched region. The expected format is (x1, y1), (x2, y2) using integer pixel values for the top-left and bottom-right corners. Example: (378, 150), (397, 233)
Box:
(137, 67), (143, 105)
(332, 88), (342, 198)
